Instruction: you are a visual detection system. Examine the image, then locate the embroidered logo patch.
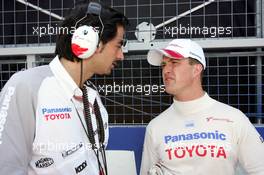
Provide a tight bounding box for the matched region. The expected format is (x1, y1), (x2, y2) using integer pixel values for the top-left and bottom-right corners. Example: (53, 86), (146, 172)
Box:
(35, 157), (54, 168)
(206, 117), (233, 123)
(75, 160), (87, 174)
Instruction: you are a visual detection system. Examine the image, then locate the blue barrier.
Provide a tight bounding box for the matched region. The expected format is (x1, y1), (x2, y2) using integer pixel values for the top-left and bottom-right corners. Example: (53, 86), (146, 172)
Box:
(107, 125), (264, 175)
(107, 126), (146, 175)
(256, 125), (264, 136)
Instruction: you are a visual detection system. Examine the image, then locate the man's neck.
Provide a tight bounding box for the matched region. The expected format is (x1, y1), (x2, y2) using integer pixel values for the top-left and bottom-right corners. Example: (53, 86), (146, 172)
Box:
(174, 86), (205, 102)
(60, 57), (94, 88)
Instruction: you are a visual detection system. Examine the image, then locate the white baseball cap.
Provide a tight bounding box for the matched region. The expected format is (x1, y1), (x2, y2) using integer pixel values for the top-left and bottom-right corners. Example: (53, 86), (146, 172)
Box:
(147, 39), (206, 69)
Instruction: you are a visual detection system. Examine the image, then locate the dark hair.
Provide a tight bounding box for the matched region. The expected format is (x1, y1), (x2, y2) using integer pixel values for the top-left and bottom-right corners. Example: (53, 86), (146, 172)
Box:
(55, 1), (129, 62)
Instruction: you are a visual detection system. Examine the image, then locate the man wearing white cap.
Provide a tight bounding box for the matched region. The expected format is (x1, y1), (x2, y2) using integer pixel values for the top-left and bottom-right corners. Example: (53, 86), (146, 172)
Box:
(140, 39), (264, 175)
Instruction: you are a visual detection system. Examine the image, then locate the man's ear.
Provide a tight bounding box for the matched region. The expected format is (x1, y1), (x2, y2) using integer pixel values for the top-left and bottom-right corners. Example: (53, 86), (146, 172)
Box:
(193, 63), (203, 77)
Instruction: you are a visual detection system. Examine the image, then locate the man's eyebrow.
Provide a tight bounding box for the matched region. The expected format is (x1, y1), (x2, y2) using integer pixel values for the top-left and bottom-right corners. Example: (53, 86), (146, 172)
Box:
(162, 57), (177, 62)
(119, 39), (127, 46)
(170, 59), (180, 62)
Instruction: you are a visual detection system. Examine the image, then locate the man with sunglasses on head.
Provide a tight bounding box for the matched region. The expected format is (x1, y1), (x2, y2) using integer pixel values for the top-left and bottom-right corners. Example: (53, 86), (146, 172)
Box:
(0, 1), (128, 175)
(140, 39), (264, 175)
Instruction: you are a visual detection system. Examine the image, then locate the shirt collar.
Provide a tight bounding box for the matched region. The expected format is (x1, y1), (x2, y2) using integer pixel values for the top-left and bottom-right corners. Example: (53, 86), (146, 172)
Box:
(173, 92), (215, 116)
(49, 56), (82, 100)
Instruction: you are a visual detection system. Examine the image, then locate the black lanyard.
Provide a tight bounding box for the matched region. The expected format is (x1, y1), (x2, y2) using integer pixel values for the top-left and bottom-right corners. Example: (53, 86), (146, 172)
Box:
(73, 85), (108, 175)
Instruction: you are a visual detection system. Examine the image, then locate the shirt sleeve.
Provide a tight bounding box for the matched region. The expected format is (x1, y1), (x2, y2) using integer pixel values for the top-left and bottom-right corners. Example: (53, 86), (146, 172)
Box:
(237, 115), (264, 175)
(0, 77), (36, 175)
(140, 125), (159, 175)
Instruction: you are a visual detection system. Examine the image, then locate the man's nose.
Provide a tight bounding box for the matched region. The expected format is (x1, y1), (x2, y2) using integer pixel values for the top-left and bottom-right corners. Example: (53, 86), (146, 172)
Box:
(117, 49), (124, 60)
(162, 62), (172, 73)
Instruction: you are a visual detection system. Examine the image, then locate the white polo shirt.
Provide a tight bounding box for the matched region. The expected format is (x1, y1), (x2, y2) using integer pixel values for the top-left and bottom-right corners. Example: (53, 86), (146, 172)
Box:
(0, 56), (108, 175)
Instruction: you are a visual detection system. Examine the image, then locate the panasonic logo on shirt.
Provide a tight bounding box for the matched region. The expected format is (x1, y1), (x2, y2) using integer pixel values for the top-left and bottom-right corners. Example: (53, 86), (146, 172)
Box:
(0, 86), (15, 145)
(164, 130), (226, 144)
(42, 107), (72, 114)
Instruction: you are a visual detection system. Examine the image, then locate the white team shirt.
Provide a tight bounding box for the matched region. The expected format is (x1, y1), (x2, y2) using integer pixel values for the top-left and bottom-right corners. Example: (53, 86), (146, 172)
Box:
(140, 93), (264, 175)
(0, 56), (108, 175)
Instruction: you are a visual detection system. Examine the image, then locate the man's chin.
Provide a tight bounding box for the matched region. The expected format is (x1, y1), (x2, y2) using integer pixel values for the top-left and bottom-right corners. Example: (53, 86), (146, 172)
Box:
(165, 88), (176, 95)
(106, 68), (113, 75)
(98, 70), (112, 76)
